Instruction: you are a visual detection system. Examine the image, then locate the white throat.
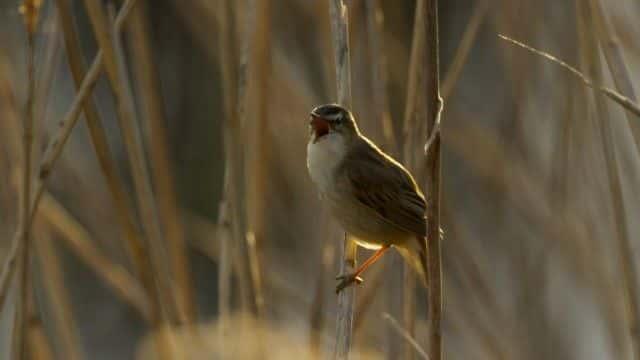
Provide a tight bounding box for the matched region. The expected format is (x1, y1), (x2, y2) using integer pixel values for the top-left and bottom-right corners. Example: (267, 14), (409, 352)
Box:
(307, 133), (347, 194)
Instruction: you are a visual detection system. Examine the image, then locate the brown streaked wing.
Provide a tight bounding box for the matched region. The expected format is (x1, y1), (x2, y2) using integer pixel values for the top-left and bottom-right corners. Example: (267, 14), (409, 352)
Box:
(339, 138), (427, 238)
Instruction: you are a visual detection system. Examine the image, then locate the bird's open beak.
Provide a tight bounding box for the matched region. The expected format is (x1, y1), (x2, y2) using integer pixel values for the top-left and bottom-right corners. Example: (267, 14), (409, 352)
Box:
(310, 115), (329, 142)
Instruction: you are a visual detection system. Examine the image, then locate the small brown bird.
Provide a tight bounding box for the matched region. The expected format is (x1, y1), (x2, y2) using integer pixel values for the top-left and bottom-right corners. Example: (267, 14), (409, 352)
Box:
(306, 104), (429, 293)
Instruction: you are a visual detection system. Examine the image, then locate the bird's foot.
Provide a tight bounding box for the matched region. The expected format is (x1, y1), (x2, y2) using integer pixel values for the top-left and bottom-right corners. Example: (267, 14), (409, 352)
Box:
(335, 273), (363, 294)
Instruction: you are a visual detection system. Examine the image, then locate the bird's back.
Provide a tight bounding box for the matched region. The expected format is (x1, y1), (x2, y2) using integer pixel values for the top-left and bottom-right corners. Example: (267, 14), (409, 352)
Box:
(332, 136), (427, 240)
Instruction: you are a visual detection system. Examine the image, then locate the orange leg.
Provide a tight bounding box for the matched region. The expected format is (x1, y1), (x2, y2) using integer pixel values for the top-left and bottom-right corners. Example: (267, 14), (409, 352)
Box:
(336, 245), (391, 293)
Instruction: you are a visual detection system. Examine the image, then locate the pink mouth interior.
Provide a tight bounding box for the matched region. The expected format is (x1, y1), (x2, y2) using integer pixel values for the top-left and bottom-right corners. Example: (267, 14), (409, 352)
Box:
(311, 116), (329, 139)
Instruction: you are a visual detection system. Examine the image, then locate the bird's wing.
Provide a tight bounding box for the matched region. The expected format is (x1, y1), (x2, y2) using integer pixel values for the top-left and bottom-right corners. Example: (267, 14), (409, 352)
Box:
(338, 138), (427, 238)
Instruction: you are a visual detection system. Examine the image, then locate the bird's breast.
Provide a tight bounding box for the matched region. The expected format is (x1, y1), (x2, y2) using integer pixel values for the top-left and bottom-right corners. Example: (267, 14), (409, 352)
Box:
(306, 134), (346, 194)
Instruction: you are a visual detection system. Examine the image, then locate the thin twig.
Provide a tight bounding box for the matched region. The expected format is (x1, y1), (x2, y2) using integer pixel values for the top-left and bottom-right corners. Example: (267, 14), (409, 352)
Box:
(38, 51), (102, 179)
(498, 34), (640, 117)
(54, 0), (146, 281)
(82, 0), (179, 325)
(329, 1), (355, 359)
(0, 0), (138, 315)
(382, 313), (429, 360)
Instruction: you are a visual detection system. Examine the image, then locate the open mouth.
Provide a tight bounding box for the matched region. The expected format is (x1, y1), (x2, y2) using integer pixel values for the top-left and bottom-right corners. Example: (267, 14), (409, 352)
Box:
(310, 115), (329, 141)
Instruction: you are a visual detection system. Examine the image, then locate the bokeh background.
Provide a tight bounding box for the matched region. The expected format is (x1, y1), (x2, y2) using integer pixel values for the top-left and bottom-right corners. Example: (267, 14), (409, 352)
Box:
(1, 0), (640, 359)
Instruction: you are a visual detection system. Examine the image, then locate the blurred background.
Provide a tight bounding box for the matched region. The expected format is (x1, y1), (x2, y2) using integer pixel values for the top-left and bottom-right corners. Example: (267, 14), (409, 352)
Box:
(1, 0), (640, 359)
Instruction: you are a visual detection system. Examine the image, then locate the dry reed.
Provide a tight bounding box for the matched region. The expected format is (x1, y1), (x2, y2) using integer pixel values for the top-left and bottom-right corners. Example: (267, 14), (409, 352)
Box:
(53, 0), (146, 282)
(127, 0), (196, 324)
(35, 233), (82, 359)
(582, 4), (640, 359)
(13, 1), (40, 357)
(82, 0), (179, 327)
(498, 34), (640, 117)
(1, 1), (639, 359)
(328, 1), (356, 359)
(422, 1), (444, 359)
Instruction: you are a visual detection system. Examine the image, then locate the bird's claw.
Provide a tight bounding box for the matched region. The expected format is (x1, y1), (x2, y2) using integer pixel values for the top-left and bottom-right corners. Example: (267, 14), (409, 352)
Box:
(335, 273), (363, 293)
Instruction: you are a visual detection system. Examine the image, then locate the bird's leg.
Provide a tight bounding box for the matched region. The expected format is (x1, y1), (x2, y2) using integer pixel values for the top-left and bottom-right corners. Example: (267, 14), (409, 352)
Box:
(336, 245), (391, 293)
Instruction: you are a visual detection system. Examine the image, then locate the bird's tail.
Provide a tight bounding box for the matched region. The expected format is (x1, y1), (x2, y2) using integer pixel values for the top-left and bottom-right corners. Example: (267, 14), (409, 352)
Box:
(395, 237), (429, 288)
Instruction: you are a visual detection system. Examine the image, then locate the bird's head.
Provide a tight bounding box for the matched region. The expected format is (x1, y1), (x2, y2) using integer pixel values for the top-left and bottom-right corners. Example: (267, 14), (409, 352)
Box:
(309, 104), (359, 143)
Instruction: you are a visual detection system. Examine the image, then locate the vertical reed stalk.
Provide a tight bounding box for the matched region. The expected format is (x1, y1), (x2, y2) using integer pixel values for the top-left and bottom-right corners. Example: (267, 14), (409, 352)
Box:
(402, 269), (416, 360)
(107, 4), (178, 357)
(245, 0), (271, 320)
(310, 241), (335, 359)
(25, 291), (52, 360)
(364, 0), (396, 155)
(216, 0), (240, 345)
(582, 3), (640, 359)
(54, 0), (146, 281)
(33, 12), (61, 168)
(36, 234), (82, 360)
(3, 5), (140, 320)
(329, 0), (355, 358)
(422, 0), (443, 359)
(396, 1), (426, 357)
(81, 0), (179, 327)
(27, 310), (54, 360)
(440, 0), (488, 100)
(365, 1), (419, 357)
(216, 202), (232, 342)
(403, 0), (425, 165)
(14, 1), (39, 357)
(0, 236), (19, 311)
(127, 0), (196, 323)
(589, 0), (640, 150)
(232, 0), (270, 322)
(217, 0), (253, 315)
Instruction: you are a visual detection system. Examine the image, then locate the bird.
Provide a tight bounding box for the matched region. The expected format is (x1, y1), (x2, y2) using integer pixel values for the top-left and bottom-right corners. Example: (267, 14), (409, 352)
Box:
(306, 103), (430, 293)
